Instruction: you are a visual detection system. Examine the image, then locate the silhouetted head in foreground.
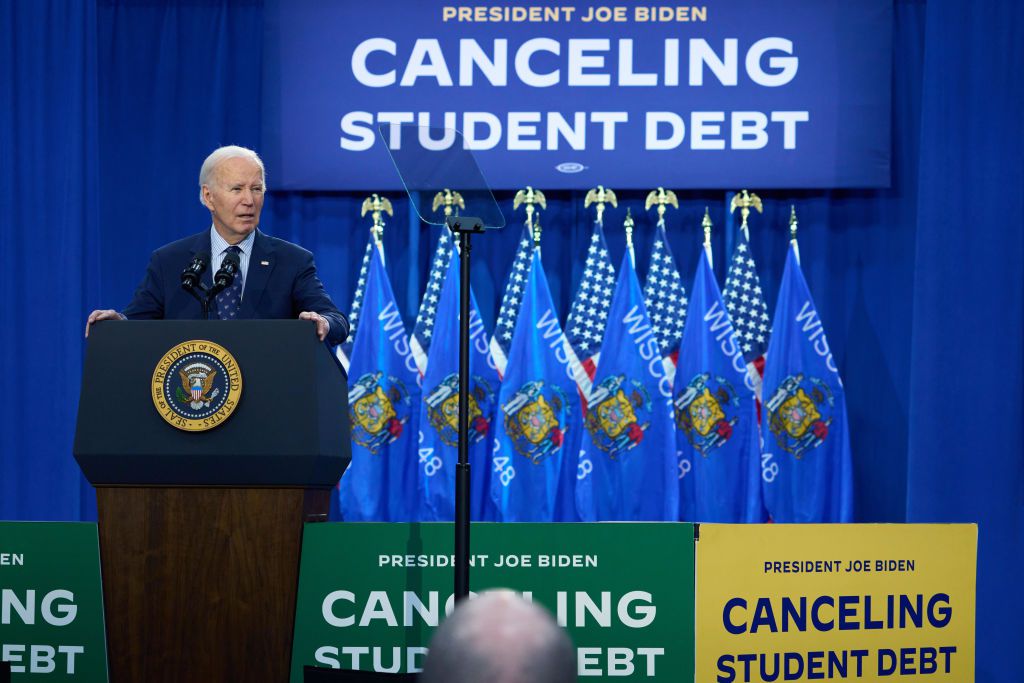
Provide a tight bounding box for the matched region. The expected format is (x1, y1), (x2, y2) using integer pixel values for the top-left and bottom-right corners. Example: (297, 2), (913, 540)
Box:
(420, 590), (576, 683)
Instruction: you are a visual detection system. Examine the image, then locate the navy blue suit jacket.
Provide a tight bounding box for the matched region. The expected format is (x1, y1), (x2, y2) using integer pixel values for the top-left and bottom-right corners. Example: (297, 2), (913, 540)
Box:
(123, 229), (349, 345)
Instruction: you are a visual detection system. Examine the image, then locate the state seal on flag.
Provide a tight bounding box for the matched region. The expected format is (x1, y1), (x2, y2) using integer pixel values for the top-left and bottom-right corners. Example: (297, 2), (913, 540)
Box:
(150, 339), (242, 432)
(501, 380), (570, 464)
(584, 374), (651, 457)
(424, 373), (494, 447)
(674, 372), (740, 455)
(765, 373), (834, 458)
(349, 371), (412, 453)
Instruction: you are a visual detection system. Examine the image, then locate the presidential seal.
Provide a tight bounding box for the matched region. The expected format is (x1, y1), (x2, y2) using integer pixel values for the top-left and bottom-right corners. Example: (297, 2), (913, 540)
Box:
(674, 372), (741, 456)
(151, 339), (242, 432)
(765, 373), (833, 458)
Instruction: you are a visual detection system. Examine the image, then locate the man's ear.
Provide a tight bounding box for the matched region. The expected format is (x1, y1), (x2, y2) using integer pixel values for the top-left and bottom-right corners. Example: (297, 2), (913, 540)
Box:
(201, 185), (213, 210)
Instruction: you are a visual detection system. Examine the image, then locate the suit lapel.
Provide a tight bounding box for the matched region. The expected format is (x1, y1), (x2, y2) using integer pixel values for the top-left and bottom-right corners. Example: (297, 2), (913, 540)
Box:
(239, 230), (277, 318)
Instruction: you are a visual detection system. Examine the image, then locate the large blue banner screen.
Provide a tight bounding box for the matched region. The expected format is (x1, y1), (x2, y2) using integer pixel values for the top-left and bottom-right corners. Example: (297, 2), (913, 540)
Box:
(263, 0), (891, 190)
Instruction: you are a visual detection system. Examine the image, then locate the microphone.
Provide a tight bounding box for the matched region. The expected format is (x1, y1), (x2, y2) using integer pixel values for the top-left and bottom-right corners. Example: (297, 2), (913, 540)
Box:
(210, 249), (241, 296)
(180, 251), (209, 292)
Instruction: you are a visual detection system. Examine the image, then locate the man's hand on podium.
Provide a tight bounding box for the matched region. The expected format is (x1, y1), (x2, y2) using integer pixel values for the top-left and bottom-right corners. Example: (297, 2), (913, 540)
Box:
(85, 309), (125, 337)
(298, 311), (330, 341)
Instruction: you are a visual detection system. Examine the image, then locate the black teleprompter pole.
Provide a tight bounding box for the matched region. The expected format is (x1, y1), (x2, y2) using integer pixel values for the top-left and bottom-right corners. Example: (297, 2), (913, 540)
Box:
(447, 215), (485, 602)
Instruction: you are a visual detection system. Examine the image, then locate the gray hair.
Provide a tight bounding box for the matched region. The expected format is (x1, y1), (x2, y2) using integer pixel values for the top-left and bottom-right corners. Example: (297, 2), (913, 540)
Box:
(421, 590), (577, 683)
(198, 145), (267, 205)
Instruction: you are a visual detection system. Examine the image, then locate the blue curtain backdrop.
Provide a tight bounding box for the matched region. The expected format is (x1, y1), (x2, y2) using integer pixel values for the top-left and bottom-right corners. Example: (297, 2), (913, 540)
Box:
(1, 0), (101, 521)
(906, 5), (1024, 683)
(1, 1), (1020, 680)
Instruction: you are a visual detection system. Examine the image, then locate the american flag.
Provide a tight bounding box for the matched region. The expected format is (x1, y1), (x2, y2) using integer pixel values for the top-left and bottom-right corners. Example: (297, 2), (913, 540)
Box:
(489, 224), (535, 378)
(722, 227), (771, 399)
(641, 220), (688, 379)
(565, 220), (617, 383)
(410, 229), (455, 375)
(336, 229), (378, 371)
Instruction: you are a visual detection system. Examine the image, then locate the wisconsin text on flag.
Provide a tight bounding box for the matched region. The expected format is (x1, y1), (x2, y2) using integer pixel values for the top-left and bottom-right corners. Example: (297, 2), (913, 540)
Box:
(339, 245), (421, 522)
(576, 251), (679, 522)
(675, 249), (764, 523)
(761, 245), (853, 523)
(491, 250), (583, 522)
(415, 251), (499, 521)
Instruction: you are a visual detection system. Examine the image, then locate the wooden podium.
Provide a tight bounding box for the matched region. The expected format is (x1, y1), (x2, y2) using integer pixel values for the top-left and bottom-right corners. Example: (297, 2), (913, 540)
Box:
(74, 321), (350, 682)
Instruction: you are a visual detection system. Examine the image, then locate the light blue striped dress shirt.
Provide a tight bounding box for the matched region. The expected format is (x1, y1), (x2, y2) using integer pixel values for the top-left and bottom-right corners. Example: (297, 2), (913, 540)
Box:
(210, 226), (255, 299)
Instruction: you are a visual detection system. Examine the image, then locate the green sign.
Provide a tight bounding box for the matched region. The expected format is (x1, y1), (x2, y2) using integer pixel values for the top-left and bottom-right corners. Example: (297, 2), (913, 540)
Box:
(291, 522), (694, 681)
(0, 522), (109, 681)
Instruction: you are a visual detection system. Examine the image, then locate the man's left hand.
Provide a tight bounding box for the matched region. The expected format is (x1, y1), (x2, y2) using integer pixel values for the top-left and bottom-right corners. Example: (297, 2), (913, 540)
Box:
(298, 311), (330, 341)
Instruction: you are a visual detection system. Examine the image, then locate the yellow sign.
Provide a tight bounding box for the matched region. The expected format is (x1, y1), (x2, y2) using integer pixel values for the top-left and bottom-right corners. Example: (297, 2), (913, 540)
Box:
(151, 339), (243, 431)
(696, 524), (976, 682)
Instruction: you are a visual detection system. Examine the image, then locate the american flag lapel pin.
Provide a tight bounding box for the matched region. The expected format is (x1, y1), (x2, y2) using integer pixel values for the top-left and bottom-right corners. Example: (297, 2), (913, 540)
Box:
(260, 260), (270, 266)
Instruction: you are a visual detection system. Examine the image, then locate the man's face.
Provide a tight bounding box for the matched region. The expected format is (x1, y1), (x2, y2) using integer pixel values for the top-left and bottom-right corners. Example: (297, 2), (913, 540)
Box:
(202, 157), (265, 243)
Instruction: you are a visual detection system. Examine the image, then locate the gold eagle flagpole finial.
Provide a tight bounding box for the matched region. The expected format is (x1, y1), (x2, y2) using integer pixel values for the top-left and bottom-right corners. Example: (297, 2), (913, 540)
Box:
(513, 186), (547, 245)
(360, 193), (394, 247)
(789, 204), (801, 265)
(729, 189), (763, 241)
(702, 206), (714, 269)
(645, 187), (679, 227)
(431, 188), (465, 218)
(584, 185), (618, 226)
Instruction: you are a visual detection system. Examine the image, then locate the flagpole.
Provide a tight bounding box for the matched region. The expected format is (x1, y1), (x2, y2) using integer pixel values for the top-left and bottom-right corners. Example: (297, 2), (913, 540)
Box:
(624, 208), (636, 266)
(789, 205), (801, 265)
(702, 207), (714, 268)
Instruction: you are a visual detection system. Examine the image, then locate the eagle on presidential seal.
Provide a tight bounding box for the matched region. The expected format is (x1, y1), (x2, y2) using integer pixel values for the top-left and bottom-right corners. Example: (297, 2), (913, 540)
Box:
(584, 374), (651, 458)
(176, 363), (220, 410)
(425, 373), (494, 447)
(502, 380), (570, 464)
(674, 372), (741, 456)
(349, 372), (413, 454)
(765, 373), (834, 458)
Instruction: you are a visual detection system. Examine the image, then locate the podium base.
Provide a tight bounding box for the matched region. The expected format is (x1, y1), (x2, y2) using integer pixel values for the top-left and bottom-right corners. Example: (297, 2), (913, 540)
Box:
(97, 487), (329, 682)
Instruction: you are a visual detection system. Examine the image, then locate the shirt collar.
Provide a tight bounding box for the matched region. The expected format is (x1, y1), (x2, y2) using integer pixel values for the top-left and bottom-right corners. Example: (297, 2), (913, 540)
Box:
(210, 225), (256, 256)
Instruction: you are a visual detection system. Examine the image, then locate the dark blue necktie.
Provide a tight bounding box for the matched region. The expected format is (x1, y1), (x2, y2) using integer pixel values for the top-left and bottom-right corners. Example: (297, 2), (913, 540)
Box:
(216, 246), (243, 320)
